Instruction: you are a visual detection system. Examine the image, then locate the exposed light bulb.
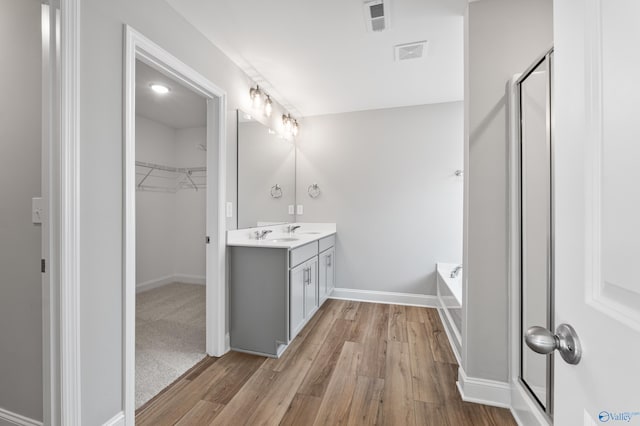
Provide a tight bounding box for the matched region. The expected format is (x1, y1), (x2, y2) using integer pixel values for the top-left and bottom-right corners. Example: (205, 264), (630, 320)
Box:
(150, 83), (170, 94)
(250, 85), (263, 108)
(282, 114), (293, 135)
(292, 119), (299, 137)
(264, 95), (273, 117)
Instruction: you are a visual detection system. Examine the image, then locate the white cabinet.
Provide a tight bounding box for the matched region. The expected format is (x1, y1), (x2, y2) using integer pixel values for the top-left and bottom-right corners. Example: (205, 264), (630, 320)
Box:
(289, 262), (307, 339)
(289, 255), (319, 341)
(319, 247), (335, 304)
(304, 257), (319, 318)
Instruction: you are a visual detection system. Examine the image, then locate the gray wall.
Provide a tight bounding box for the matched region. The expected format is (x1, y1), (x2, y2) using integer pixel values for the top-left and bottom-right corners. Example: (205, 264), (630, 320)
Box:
(464, 0), (553, 381)
(0, 0), (43, 422)
(296, 103), (463, 295)
(79, 0), (290, 423)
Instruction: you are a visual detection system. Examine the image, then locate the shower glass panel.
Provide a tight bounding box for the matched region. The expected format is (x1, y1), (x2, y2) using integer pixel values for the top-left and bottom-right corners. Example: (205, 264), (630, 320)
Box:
(519, 52), (553, 412)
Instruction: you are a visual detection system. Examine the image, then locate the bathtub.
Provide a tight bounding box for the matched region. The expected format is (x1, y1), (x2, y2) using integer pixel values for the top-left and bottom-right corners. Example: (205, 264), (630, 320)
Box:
(436, 262), (462, 363)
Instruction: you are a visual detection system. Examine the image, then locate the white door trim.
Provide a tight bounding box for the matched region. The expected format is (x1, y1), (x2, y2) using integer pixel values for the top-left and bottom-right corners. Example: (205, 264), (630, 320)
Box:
(58, 0), (82, 424)
(123, 25), (228, 425)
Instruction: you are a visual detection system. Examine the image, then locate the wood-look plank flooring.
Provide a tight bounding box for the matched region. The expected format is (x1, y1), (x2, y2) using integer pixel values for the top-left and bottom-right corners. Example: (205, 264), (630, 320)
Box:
(136, 300), (516, 425)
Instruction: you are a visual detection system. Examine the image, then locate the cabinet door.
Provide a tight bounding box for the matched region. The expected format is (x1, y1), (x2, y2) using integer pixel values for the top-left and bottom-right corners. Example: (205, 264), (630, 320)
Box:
(289, 262), (306, 340)
(325, 248), (335, 295)
(319, 252), (328, 304)
(319, 249), (334, 304)
(304, 258), (319, 318)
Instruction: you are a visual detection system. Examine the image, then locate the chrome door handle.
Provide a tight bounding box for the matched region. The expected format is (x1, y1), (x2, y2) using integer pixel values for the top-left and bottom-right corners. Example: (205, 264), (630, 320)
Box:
(525, 323), (582, 365)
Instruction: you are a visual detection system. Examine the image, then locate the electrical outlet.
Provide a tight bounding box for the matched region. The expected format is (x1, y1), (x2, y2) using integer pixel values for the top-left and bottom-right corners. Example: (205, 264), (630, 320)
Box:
(296, 204), (304, 215)
(288, 205), (295, 215)
(226, 202), (233, 218)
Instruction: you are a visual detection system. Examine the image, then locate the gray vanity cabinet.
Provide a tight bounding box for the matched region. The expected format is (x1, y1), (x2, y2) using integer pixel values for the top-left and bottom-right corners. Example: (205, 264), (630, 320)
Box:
(229, 234), (336, 358)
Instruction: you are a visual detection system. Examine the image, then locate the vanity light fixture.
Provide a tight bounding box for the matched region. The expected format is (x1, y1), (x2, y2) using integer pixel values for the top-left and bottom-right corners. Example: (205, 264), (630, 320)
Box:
(282, 113), (299, 138)
(282, 113), (293, 134)
(250, 85), (263, 108)
(150, 83), (170, 94)
(264, 95), (273, 117)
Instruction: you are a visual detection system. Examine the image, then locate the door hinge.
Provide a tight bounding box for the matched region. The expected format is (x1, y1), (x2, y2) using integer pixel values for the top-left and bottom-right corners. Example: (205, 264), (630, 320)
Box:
(206, 236), (211, 244)
(41, 259), (46, 273)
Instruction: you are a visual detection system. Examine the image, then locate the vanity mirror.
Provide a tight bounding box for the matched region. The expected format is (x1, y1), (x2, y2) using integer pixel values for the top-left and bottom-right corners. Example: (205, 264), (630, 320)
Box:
(237, 110), (296, 228)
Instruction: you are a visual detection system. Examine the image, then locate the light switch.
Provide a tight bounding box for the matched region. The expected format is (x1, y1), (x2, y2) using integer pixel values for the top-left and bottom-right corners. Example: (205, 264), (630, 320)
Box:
(32, 197), (43, 224)
(288, 205), (295, 215)
(226, 202), (233, 218)
(296, 204), (304, 215)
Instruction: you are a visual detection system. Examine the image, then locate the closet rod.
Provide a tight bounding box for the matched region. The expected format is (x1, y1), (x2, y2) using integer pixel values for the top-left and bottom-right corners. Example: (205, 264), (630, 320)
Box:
(135, 160), (206, 173)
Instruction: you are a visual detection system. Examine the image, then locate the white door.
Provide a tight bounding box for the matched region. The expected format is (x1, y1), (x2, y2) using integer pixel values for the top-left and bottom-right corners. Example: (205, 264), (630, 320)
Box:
(554, 0), (640, 424)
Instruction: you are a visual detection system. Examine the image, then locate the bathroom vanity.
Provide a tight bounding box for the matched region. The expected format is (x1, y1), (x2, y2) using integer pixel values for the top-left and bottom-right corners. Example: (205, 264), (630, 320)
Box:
(227, 223), (336, 357)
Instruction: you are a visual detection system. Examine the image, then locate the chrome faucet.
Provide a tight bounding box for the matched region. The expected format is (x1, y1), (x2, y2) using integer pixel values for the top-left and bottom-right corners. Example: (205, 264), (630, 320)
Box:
(286, 225), (301, 233)
(254, 229), (273, 240)
(450, 265), (463, 278)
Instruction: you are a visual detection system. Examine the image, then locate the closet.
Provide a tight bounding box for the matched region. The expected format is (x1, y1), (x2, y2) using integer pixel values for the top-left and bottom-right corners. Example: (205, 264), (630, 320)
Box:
(134, 59), (208, 409)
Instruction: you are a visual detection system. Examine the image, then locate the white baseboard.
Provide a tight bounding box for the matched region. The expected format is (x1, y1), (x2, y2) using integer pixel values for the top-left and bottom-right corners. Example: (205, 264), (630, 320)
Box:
(0, 408), (42, 426)
(329, 288), (439, 308)
(102, 411), (125, 426)
(173, 274), (206, 285)
(457, 367), (511, 409)
(436, 308), (462, 365)
(136, 274), (206, 293)
(510, 380), (551, 426)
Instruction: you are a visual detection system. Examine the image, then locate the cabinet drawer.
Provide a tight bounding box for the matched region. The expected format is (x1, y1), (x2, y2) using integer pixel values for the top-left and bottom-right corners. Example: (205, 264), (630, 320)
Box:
(290, 241), (318, 268)
(319, 235), (335, 253)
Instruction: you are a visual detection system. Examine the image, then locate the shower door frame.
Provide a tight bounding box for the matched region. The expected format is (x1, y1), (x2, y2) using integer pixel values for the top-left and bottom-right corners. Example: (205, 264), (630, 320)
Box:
(507, 46), (555, 425)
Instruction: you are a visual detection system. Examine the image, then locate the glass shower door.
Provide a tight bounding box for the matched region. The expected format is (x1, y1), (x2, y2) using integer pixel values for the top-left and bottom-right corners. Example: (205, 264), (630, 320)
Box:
(519, 50), (553, 415)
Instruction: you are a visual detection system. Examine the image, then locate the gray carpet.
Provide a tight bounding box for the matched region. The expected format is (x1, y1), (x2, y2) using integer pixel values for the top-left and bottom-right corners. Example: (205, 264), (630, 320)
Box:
(136, 282), (206, 409)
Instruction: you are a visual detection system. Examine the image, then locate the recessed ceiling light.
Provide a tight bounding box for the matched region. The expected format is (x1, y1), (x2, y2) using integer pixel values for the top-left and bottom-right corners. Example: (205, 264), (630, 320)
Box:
(150, 83), (170, 94)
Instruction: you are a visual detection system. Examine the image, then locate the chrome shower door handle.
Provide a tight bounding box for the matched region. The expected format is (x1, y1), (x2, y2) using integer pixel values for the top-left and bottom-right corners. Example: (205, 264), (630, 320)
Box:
(525, 323), (582, 365)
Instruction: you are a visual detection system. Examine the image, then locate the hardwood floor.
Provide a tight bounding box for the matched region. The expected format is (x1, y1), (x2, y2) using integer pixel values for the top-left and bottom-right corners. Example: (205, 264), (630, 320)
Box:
(136, 299), (516, 425)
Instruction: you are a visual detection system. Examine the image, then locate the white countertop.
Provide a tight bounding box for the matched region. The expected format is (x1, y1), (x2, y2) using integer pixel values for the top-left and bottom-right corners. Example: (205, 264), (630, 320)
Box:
(226, 223), (336, 249)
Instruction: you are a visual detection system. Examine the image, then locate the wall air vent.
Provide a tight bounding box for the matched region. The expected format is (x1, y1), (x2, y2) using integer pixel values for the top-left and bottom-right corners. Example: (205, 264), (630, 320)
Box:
(364, 0), (389, 32)
(394, 41), (428, 61)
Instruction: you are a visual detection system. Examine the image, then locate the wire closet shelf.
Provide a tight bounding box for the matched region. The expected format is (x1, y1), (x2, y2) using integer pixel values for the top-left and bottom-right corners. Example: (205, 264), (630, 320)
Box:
(135, 160), (206, 193)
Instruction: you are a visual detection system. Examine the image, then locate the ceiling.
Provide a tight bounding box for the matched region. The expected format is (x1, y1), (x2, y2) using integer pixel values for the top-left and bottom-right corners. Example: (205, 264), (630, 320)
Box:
(166, 0), (465, 117)
(136, 60), (207, 129)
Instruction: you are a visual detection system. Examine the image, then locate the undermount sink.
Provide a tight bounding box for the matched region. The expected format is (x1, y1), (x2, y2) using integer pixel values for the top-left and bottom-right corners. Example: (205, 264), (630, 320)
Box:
(267, 237), (299, 243)
(298, 231), (321, 235)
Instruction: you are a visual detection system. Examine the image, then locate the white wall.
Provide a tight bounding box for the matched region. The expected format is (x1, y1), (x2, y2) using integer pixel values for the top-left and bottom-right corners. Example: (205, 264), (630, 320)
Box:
(136, 117), (207, 288)
(464, 0), (553, 382)
(0, 0), (43, 422)
(174, 127), (207, 280)
(135, 116), (177, 286)
(296, 103), (463, 295)
(238, 121), (296, 228)
(78, 1), (296, 421)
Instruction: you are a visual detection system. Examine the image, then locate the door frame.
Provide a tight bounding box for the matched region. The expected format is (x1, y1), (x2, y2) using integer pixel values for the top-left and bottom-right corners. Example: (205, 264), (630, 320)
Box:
(123, 25), (228, 424)
(507, 48), (555, 426)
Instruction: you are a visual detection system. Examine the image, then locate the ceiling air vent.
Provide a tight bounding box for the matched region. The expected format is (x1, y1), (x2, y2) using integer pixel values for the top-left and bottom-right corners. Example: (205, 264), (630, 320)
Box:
(394, 41), (428, 61)
(364, 0), (389, 32)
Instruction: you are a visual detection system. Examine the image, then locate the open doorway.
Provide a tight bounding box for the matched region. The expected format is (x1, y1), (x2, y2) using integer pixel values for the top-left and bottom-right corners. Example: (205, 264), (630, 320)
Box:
(124, 26), (228, 423)
(133, 59), (208, 408)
